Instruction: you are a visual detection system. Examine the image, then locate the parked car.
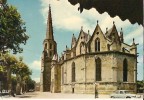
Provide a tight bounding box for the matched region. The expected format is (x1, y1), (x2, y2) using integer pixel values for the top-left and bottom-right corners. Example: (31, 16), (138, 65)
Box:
(110, 90), (141, 98)
(0, 90), (10, 96)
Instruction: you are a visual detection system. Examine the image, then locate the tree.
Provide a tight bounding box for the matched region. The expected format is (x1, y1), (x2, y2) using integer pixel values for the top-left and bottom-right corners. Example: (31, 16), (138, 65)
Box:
(11, 75), (17, 93)
(15, 58), (31, 95)
(0, 1), (29, 54)
(1, 52), (18, 91)
(27, 78), (35, 91)
(0, 53), (32, 95)
(137, 80), (144, 93)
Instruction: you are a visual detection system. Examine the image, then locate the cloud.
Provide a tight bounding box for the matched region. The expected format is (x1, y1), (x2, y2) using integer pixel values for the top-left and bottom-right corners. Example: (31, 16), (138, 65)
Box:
(40, 0), (143, 34)
(28, 59), (41, 82)
(124, 26), (143, 45)
(29, 59), (41, 71)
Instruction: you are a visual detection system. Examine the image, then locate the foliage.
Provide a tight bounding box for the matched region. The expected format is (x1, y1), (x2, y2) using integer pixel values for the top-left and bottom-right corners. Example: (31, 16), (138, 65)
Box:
(11, 75), (17, 92)
(0, 65), (3, 72)
(137, 80), (144, 93)
(0, 2), (29, 54)
(27, 78), (36, 91)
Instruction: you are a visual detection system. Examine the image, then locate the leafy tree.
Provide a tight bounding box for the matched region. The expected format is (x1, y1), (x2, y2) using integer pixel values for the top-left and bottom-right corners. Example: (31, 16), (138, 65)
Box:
(0, 52), (32, 95)
(15, 58), (31, 94)
(11, 75), (17, 93)
(137, 80), (144, 93)
(1, 52), (18, 91)
(0, 1), (29, 54)
(27, 78), (35, 91)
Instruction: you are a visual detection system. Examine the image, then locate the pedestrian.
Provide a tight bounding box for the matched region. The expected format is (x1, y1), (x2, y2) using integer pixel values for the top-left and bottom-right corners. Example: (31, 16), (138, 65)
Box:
(95, 89), (98, 98)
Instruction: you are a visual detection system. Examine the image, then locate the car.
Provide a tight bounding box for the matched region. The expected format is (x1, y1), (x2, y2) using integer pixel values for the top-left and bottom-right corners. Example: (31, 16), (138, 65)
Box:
(110, 90), (141, 98)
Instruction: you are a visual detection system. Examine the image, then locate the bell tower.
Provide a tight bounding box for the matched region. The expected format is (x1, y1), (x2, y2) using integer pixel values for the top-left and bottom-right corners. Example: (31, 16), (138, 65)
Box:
(40, 5), (57, 92)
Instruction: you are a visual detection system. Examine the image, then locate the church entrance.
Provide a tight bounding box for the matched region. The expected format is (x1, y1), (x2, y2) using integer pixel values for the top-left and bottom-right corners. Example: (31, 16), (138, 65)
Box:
(72, 88), (74, 93)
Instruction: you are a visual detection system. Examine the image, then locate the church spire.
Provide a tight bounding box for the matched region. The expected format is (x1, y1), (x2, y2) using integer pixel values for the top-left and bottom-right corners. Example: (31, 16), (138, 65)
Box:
(46, 4), (54, 40)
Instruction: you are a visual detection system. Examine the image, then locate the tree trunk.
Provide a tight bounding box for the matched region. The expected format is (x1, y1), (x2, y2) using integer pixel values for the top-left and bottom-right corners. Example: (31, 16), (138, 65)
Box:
(16, 74), (21, 95)
(7, 66), (11, 91)
(16, 82), (21, 95)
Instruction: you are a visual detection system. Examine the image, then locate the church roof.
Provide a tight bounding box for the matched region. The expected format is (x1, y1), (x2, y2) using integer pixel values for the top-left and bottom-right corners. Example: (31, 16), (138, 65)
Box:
(104, 23), (121, 43)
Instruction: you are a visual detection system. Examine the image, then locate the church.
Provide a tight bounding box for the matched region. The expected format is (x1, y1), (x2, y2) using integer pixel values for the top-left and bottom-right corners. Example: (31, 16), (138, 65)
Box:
(40, 5), (138, 94)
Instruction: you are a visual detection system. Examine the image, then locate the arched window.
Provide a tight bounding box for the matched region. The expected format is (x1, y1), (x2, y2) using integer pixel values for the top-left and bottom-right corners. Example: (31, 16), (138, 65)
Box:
(50, 51), (52, 57)
(44, 43), (47, 49)
(123, 58), (128, 82)
(72, 62), (75, 82)
(95, 57), (101, 81)
(107, 44), (110, 51)
(50, 43), (52, 49)
(80, 44), (82, 54)
(95, 38), (100, 52)
(80, 42), (86, 54)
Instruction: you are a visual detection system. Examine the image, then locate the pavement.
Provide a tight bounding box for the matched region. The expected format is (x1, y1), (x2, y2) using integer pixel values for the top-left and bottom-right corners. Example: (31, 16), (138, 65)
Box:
(0, 91), (143, 99)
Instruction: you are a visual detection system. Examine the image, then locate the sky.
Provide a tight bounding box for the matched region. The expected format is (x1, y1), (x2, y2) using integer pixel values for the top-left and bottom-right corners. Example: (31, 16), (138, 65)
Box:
(7, 0), (143, 82)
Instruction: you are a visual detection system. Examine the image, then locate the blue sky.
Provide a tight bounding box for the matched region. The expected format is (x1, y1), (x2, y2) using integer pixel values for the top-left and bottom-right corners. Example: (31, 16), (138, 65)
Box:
(8, 0), (143, 82)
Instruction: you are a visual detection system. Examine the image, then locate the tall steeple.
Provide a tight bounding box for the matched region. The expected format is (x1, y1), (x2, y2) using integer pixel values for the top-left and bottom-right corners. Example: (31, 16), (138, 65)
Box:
(46, 4), (54, 40)
(40, 4), (57, 92)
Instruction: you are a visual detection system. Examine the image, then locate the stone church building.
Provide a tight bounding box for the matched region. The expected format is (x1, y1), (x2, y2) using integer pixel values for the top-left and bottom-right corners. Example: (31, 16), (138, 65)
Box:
(40, 5), (138, 94)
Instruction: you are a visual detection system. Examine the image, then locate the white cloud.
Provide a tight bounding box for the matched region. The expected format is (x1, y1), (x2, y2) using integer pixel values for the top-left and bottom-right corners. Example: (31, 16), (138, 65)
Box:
(40, 0), (142, 35)
(28, 59), (41, 82)
(29, 59), (41, 71)
(124, 26), (143, 45)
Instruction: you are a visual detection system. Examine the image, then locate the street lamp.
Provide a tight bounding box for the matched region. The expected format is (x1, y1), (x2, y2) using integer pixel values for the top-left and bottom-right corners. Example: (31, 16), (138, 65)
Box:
(94, 83), (98, 98)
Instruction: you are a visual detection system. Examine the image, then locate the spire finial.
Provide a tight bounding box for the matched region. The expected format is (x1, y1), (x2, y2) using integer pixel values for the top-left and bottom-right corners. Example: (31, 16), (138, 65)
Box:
(88, 30), (89, 34)
(133, 38), (135, 43)
(97, 20), (99, 24)
(81, 26), (83, 30)
(120, 28), (123, 34)
(49, 4), (51, 10)
(106, 27), (108, 32)
(113, 21), (115, 25)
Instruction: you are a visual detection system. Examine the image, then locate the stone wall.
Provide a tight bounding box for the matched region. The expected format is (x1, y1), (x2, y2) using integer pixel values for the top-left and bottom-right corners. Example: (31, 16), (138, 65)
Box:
(61, 52), (136, 94)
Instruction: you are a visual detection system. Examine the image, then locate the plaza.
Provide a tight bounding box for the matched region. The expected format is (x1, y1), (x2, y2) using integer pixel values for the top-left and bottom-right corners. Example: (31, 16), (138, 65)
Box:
(1, 91), (109, 99)
(1, 92), (143, 99)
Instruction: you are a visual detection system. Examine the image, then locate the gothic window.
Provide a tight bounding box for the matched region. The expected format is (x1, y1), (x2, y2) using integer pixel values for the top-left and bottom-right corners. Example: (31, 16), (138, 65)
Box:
(72, 62), (76, 82)
(50, 43), (52, 49)
(107, 44), (110, 51)
(123, 58), (128, 82)
(95, 38), (100, 52)
(50, 51), (52, 57)
(95, 57), (101, 81)
(44, 43), (47, 49)
(80, 44), (82, 54)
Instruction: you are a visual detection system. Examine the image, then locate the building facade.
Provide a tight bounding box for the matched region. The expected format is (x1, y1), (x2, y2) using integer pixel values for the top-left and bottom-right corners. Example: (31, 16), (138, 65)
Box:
(40, 5), (138, 94)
